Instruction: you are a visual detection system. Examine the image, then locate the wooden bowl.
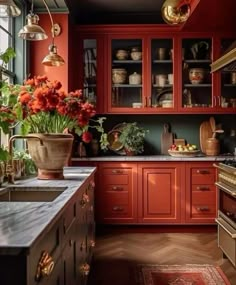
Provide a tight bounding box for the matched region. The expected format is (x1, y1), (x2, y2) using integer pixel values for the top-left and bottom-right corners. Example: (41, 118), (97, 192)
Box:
(168, 149), (200, 157)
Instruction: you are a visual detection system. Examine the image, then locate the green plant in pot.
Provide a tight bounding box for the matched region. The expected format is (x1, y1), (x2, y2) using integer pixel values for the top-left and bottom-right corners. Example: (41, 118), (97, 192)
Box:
(118, 122), (148, 155)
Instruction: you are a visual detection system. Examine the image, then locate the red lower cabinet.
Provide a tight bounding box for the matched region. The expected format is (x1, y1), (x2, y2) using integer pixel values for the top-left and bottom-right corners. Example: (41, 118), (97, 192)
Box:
(185, 162), (217, 224)
(96, 162), (138, 224)
(137, 163), (185, 224)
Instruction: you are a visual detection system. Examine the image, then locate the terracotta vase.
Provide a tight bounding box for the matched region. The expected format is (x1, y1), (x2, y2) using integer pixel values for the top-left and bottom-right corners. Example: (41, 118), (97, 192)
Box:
(26, 133), (74, 180)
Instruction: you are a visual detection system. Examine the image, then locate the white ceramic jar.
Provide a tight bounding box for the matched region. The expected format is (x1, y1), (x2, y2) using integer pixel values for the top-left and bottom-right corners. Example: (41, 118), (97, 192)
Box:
(130, 51), (142, 60)
(129, 72), (142, 85)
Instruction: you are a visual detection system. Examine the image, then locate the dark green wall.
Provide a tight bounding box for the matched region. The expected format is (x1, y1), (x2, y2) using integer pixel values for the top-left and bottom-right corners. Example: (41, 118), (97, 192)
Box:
(100, 114), (236, 155)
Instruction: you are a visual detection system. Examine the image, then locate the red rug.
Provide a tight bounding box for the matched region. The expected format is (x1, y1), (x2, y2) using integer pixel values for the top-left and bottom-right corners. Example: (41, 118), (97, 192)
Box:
(135, 264), (231, 285)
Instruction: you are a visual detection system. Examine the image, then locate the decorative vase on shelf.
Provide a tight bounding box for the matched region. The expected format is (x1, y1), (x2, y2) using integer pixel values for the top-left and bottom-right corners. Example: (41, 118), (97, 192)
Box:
(26, 133), (74, 180)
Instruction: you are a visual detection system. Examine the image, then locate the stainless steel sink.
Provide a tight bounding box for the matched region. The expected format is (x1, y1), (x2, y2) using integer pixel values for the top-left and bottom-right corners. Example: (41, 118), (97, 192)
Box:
(0, 187), (67, 202)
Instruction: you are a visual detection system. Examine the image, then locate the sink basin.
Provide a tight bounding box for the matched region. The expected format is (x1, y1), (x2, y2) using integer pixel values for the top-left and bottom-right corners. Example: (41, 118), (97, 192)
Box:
(0, 187), (67, 202)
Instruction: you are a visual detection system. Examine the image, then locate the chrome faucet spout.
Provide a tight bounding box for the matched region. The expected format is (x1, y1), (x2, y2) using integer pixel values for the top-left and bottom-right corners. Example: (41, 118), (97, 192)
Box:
(7, 135), (44, 184)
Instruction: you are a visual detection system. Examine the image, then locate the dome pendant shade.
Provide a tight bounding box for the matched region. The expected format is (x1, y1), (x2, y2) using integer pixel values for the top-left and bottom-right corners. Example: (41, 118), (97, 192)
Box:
(42, 45), (65, 67)
(0, 0), (21, 17)
(162, 0), (191, 25)
(18, 13), (48, 41)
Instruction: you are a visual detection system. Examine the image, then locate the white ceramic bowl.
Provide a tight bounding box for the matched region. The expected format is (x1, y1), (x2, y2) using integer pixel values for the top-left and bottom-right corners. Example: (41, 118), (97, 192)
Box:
(162, 100), (173, 108)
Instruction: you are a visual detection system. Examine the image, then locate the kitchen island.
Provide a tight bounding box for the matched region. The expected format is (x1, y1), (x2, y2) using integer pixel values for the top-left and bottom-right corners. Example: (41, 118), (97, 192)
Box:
(0, 166), (96, 285)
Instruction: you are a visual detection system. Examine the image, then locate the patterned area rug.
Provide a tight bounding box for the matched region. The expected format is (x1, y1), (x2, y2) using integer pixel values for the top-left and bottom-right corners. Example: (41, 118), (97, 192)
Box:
(135, 264), (231, 285)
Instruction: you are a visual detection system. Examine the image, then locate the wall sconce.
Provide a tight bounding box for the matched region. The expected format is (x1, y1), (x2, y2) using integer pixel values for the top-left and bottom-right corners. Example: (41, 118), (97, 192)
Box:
(18, 0), (65, 66)
(0, 0), (21, 17)
(161, 0), (191, 25)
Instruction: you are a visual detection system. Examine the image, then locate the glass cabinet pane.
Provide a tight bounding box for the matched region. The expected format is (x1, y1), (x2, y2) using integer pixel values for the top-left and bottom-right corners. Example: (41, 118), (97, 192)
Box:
(151, 39), (173, 108)
(111, 39), (142, 108)
(83, 39), (97, 106)
(221, 39), (236, 109)
(182, 38), (212, 109)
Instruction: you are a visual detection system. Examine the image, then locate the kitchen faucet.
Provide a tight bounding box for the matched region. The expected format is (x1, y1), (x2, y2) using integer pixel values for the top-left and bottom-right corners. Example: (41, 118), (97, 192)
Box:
(6, 135), (44, 184)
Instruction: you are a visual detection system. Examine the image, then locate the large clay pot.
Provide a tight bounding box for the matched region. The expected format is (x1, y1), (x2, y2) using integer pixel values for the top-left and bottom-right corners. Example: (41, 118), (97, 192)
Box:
(26, 133), (74, 180)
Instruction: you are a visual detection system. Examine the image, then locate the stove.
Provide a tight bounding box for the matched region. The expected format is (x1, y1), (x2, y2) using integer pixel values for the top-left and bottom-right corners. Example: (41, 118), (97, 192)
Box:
(214, 159), (236, 267)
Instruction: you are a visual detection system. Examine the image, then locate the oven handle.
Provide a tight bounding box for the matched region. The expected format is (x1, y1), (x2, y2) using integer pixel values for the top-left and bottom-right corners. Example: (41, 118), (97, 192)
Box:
(215, 182), (236, 197)
(216, 217), (236, 238)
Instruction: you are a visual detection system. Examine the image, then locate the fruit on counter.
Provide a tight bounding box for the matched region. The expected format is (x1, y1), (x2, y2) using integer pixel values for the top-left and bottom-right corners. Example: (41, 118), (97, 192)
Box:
(169, 143), (199, 151)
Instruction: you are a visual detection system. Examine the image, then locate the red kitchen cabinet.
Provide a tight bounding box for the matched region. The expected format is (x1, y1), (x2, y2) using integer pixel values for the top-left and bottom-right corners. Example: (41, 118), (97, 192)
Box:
(75, 25), (236, 114)
(137, 162), (185, 224)
(185, 162), (217, 224)
(96, 162), (138, 224)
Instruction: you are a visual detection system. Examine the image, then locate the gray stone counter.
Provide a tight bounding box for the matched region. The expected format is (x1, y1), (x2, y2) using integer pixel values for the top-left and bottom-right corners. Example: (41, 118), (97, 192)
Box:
(72, 155), (232, 162)
(0, 167), (96, 250)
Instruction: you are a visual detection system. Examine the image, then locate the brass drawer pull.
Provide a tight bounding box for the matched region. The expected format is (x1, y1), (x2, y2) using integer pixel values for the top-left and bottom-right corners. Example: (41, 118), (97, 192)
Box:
(112, 169), (123, 174)
(112, 206), (124, 211)
(80, 193), (89, 207)
(112, 186), (124, 191)
(197, 186), (210, 191)
(35, 251), (55, 281)
(80, 263), (90, 276)
(196, 169), (210, 174)
(197, 206), (209, 211)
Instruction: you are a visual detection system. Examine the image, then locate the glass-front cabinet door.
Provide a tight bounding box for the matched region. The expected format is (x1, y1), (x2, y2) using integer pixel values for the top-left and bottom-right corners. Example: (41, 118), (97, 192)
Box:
(108, 37), (144, 112)
(151, 38), (174, 110)
(181, 38), (213, 111)
(220, 39), (236, 111)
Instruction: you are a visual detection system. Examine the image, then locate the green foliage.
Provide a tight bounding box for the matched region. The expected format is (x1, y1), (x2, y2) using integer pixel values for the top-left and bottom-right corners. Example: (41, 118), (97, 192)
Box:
(0, 47), (16, 68)
(118, 122), (148, 154)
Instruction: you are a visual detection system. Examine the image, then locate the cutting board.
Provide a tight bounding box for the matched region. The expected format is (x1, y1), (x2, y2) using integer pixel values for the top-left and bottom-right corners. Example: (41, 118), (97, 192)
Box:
(199, 120), (212, 153)
(161, 123), (174, 154)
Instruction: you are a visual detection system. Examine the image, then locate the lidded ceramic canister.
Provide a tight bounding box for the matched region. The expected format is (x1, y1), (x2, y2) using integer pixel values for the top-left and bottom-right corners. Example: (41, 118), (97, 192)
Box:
(129, 72), (142, 85)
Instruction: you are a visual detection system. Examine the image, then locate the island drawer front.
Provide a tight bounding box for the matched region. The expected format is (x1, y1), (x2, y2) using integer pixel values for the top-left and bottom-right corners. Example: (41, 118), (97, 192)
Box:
(191, 168), (215, 185)
(192, 185), (215, 192)
(28, 219), (62, 284)
(103, 192), (129, 204)
(104, 204), (129, 216)
(63, 200), (77, 235)
(103, 168), (131, 175)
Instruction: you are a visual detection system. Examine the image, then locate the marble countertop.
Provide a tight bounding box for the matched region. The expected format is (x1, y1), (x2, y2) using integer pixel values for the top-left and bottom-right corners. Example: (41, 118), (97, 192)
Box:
(0, 167), (96, 252)
(72, 155), (233, 162)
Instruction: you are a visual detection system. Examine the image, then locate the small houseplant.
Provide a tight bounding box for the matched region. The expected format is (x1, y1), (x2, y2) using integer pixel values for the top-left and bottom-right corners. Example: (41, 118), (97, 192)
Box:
(118, 122), (148, 155)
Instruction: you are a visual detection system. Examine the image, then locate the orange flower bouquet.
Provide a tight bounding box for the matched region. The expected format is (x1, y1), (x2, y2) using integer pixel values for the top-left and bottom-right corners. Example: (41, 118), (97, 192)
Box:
(15, 75), (108, 150)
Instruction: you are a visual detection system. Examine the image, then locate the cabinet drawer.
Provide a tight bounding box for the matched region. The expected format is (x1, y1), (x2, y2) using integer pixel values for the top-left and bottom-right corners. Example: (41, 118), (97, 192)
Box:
(191, 169), (215, 184)
(103, 168), (131, 175)
(28, 220), (62, 284)
(104, 185), (128, 192)
(191, 204), (216, 215)
(192, 185), (215, 192)
(103, 192), (129, 204)
(104, 204), (129, 216)
(63, 200), (76, 235)
(192, 191), (216, 203)
(103, 174), (129, 185)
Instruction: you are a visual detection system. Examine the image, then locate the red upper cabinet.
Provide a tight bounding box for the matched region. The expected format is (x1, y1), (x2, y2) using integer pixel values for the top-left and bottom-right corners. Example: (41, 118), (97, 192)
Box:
(75, 26), (236, 114)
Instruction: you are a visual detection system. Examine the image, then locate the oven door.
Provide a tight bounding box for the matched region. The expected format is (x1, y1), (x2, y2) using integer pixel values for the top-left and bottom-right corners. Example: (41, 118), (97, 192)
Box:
(216, 216), (236, 267)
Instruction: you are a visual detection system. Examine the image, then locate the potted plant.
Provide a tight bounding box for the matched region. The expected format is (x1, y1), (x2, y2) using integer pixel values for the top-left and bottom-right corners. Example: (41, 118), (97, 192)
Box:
(118, 122), (148, 155)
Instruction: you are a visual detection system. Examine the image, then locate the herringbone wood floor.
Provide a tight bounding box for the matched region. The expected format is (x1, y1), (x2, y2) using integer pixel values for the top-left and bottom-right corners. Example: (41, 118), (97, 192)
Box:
(88, 229), (236, 285)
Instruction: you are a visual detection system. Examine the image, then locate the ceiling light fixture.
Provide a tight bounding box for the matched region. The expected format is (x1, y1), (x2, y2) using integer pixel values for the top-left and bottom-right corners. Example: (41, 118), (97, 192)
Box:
(161, 0), (191, 25)
(0, 0), (21, 17)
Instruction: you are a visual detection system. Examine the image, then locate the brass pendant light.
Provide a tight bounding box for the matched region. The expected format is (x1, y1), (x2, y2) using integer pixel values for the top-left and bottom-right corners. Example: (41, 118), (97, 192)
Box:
(18, 13), (48, 41)
(161, 0), (191, 25)
(18, 0), (65, 66)
(0, 0), (21, 17)
(42, 44), (65, 67)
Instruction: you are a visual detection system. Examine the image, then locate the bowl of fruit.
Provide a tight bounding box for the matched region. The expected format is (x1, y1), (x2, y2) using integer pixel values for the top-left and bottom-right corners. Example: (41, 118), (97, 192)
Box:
(168, 143), (200, 157)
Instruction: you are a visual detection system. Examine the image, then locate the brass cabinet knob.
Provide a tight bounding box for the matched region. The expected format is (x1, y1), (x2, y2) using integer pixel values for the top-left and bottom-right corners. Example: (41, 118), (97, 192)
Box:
(90, 240), (96, 248)
(80, 263), (90, 276)
(35, 251), (54, 281)
(80, 193), (90, 207)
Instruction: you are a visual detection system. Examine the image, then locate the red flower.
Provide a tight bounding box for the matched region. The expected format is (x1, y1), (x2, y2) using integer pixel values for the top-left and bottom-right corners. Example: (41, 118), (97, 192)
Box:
(82, 131), (93, 143)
